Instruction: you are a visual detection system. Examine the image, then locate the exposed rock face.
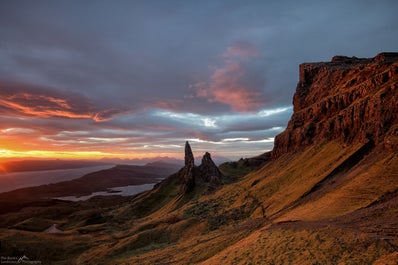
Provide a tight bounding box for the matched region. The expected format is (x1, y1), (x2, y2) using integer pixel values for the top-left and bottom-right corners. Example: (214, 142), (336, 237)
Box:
(198, 152), (222, 185)
(181, 141), (196, 193)
(184, 141), (194, 167)
(180, 142), (223, 193)
(273, 52), (398, 158)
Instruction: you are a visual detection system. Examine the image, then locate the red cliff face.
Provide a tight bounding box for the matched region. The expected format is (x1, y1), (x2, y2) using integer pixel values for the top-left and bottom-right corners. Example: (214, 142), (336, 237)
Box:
(273, 53), (398, 158)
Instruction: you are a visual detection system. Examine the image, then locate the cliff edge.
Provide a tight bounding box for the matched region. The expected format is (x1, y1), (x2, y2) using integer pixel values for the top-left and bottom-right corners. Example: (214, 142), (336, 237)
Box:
(273, 52), (398, 158)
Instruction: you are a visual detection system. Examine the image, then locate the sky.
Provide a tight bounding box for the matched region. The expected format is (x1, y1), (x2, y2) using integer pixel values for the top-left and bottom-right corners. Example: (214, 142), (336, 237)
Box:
(0, 0), (397, 161)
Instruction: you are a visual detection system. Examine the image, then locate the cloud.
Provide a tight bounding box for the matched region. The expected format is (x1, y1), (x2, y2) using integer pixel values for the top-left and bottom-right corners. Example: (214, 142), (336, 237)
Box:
(0, 100), (290, 159)
(0, 93), (92, 120)
(224, 41), (260, 58)
(93, 108), (130, 122)
(1, 128), (35, 134)
(1, 1), (397, 159)
(191, 41), (267, 112)
(0, 83), (127, 122)
(149, 106), (291, 142)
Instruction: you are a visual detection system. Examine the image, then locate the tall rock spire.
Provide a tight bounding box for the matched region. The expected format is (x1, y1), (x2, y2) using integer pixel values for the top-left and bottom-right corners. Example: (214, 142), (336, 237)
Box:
(181, 141), (195, 193)
(184, 141), (195, 166)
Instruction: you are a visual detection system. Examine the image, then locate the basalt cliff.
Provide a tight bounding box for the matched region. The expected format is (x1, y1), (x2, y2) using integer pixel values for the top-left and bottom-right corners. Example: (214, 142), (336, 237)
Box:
(1, 53), (397, 265)
(273, 52), (398, 157)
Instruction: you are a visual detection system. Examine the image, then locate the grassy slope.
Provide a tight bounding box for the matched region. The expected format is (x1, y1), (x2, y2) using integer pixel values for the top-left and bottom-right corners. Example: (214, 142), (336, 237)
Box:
(1, 141), (397, 264)
(110, 141), (398, 264)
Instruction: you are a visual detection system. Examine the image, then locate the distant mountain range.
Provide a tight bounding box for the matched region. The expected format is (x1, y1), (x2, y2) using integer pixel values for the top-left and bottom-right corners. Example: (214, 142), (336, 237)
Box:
(99, 156), (184, 166)
(0, 155), (231, 174)
(0, 157), (183, 173)
(0, 159), (109, 173)
(100, 155), (231, 166)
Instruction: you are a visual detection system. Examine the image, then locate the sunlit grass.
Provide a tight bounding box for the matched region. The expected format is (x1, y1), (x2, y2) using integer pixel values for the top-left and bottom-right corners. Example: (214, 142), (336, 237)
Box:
(1, 140), (396, 264)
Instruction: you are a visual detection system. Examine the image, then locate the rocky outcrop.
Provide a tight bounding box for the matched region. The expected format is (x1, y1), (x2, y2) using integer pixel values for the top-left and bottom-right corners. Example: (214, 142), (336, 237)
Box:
(180, 142), (223, 193)
(184, 141), (194, 167)
(197, 152), (222, 186)
(273, 52), (398, 158)
(180, 141), (196, 193)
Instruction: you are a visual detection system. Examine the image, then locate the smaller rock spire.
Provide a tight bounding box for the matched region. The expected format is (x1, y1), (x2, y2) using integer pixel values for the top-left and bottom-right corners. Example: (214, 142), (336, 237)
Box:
(199, 152), (222, 183)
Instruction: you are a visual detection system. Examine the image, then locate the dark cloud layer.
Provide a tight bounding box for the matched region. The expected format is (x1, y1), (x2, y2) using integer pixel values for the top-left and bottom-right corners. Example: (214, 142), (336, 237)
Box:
(1, 0), (397, 159)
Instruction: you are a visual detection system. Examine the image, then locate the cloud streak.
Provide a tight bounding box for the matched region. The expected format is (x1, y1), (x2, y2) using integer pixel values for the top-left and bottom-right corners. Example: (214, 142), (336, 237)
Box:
(0, 83), (127, 122)
(192, 42), (266, 112)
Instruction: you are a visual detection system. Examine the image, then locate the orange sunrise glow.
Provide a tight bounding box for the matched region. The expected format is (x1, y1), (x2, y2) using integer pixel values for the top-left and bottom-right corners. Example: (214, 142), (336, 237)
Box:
(0, 146), (182, 161)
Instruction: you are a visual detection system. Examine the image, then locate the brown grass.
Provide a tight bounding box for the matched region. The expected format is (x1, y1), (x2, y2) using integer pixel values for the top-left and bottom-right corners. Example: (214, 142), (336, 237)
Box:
(1, 140), (397, 264)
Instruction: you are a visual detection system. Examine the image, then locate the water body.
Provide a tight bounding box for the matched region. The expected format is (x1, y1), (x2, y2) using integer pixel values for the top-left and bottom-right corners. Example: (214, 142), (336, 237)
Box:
(56, 183), (155, 201)
(0, 165), (114, 193)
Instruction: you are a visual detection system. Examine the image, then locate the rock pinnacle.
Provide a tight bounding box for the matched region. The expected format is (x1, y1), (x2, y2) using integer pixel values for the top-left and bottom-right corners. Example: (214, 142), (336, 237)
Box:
(184, 141), (195, 166)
